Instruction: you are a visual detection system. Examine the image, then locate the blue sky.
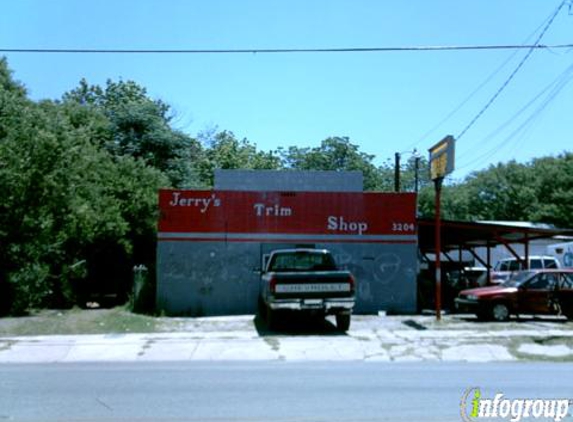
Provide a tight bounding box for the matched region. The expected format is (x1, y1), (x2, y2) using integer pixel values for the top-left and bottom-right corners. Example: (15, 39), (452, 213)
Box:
(1, 0), (572, 180)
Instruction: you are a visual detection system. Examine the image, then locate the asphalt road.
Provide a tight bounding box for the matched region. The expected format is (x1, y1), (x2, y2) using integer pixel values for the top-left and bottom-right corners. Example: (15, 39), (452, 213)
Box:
(1, 361), (572, 422)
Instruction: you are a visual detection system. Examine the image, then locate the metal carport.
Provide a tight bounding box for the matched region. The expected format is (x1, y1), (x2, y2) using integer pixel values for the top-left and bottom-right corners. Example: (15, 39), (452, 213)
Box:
(418, 219), (573, 274)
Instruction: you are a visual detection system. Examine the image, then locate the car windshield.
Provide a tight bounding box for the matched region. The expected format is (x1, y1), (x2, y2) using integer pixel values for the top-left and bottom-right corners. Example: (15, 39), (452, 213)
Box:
(502, 270), (536, 287)
(268, 252), (337, 272)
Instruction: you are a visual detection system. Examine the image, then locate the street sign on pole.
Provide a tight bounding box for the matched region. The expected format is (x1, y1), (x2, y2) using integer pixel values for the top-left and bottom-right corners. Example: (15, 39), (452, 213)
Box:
(429, 135), (455, 181)
(428, 135), (455, 321)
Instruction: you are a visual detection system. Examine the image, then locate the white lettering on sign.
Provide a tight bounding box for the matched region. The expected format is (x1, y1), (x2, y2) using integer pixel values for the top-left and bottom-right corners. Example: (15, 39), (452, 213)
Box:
(327, 216), (368, 235)
(253, 203), (292, 217)
(169, 191), (221, 213)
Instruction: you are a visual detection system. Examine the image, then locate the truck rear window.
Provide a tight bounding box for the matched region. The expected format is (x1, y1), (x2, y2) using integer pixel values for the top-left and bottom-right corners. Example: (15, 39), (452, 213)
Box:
(268, 252), (337, 272)
(496, 261), (522, 271)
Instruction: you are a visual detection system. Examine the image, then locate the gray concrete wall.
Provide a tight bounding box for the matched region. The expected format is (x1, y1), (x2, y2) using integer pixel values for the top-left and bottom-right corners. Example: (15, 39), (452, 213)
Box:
(156, 241), (260, 316)
(156, 240), (418, 315)
(214, 169), (363, 192)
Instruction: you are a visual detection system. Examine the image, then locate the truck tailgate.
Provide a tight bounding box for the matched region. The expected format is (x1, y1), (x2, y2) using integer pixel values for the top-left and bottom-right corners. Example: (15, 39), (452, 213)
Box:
(272, 272), (353, 299)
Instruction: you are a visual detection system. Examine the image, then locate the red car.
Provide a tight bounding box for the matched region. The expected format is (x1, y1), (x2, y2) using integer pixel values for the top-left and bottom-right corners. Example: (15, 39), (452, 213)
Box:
(455, 269), (573, 321)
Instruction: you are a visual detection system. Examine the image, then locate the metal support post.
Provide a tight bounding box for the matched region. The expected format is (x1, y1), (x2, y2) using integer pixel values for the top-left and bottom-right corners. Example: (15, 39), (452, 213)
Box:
(434, 177), (443, 321)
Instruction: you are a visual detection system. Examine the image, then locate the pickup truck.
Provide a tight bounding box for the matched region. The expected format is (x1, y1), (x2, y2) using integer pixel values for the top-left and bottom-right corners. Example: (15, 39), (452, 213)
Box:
(258, 249), (356, 331)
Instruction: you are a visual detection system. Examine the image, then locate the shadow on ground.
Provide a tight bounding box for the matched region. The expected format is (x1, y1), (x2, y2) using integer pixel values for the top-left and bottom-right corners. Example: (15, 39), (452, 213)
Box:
(454, 314), (570, 324)
(253, 313), (347, 337)
(402, 319), (427, 330)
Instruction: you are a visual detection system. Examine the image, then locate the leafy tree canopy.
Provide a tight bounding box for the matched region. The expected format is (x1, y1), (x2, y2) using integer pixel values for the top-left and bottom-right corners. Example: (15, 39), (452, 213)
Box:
(418, 153), (573, 228)
(63, 78), (197, 187)
(0, 60), (167, 314)
(279, 136), (385, 190)
(195, 130), (282, 186)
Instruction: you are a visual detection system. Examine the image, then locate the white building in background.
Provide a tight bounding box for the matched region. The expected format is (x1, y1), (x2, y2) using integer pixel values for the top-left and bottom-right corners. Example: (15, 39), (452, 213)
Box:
(473, 222), (573, 268)
(546, 240), (573, 268)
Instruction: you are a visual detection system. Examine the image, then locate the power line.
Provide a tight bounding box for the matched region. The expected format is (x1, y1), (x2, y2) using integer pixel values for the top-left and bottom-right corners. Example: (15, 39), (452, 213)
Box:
(457, 60), (573, 164)
(456, 0), (568, 140)
(407, 5), (564, 152)
(456, 60), (573, 172)
(1, 44), (573, 55)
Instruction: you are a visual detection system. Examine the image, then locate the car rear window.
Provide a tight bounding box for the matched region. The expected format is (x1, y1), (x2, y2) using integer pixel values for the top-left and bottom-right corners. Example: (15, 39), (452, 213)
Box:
(496, 258), (558, 272)
(497, 261), (518, 271)
(269, 252), (337, 272)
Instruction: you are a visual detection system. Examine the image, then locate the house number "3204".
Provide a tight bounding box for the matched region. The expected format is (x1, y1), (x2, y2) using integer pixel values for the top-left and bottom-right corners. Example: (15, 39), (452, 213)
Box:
(392, 223), (415, 232)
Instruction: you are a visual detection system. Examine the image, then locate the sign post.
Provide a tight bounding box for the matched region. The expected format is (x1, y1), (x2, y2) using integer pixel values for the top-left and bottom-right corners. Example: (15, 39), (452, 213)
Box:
(433, 177), (443, 321)
(428, 135), (455, 321)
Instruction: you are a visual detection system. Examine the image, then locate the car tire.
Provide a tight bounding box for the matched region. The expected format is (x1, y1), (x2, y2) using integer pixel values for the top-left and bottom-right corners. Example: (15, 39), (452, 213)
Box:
(491, 302), (510, 322)
(257, 296), (265, 317)
(336, 314), (351, 332)
(266, 306), (276, 330)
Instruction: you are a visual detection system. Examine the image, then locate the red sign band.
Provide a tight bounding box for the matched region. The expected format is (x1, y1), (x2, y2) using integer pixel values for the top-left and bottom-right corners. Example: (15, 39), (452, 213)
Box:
(158, 190), (417, 239)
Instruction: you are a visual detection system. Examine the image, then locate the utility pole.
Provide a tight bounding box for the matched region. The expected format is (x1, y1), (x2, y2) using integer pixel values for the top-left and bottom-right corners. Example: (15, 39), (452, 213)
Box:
(413, 149), (420, 195)
(413, 149), (420, 217)
(394, 152), (401, 192)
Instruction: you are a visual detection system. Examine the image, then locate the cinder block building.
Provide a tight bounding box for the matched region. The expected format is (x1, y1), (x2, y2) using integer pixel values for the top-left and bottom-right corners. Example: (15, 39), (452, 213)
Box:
(156, 170), (418, 315)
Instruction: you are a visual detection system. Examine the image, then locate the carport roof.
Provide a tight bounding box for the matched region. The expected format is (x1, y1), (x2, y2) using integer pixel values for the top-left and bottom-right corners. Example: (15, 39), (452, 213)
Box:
(417, 219), (573, 254)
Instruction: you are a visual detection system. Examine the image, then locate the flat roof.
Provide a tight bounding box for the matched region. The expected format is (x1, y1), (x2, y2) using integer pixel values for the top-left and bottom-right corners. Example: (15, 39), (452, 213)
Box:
(418, 219), (573, 254)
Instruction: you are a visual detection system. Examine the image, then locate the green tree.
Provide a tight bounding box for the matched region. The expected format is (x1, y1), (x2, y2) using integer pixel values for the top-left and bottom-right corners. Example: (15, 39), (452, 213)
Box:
(0, 60), (168, 314)
(280, 137), (384, 190)
(196, 130), (282, 186)
(417, 155), (573, 227)
(0, 57), (26, 98)
(417, 182), (471, 220)
(530, 153), (573, 228)
(401, 154), (431, 193)
(462, 161), (538, 221)
(63, 79), (199, 187)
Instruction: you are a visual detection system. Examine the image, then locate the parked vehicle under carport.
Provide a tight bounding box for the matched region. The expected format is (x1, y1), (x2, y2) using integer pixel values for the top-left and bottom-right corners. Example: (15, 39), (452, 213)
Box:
(455, 269), (573, 321)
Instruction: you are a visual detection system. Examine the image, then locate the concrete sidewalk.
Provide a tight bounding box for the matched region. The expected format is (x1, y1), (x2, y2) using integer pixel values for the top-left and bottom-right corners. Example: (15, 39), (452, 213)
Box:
(1, 314), (573, 363)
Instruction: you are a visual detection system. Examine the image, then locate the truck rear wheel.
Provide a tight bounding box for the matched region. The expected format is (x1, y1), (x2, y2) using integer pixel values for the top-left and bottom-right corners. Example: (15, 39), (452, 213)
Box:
(257, 296), (266, 318)
(336, 314), (351, 332)
(266, 306), (276, 330)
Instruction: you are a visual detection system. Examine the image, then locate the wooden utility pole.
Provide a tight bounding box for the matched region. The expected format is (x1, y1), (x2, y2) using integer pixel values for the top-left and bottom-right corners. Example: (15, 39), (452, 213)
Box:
(394, 152), (401, 192)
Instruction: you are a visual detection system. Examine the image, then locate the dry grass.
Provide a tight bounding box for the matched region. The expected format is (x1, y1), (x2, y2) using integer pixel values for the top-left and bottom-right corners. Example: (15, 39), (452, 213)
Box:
(0, 307), (162, 336)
